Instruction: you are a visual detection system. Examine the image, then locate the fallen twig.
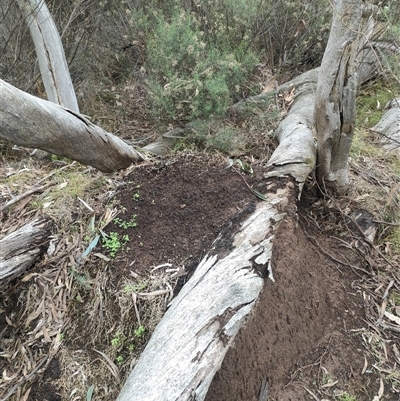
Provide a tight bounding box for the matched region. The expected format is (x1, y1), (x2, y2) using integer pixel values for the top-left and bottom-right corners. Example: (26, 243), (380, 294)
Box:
(0, 182), (55, 213)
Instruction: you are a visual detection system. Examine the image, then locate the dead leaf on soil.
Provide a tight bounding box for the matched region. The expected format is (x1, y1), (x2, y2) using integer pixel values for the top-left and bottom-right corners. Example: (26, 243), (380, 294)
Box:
(93, 349), (121, 383)
(372, 378), (384, 401)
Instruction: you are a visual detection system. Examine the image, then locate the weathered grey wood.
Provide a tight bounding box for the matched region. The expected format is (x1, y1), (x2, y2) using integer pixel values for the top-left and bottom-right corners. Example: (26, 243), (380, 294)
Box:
(116, 71), (317, 401)
(373, 98), (400, 151)
(0, 218), (51, 280)
(0, 79), (145, 173)
(16, 0), (79, 112)
(314, 0), (364, 194)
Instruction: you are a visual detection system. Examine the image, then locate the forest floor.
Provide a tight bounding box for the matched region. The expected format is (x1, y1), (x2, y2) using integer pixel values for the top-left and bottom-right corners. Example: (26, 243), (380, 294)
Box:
(1, 76), (400, 401)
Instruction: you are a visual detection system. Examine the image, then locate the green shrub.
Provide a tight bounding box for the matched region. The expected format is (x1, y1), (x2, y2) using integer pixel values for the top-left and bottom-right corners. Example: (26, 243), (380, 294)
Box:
(138, 7), (258, 121)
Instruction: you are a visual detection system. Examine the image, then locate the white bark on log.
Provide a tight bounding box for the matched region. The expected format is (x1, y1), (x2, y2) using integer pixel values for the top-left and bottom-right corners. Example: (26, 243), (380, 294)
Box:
(0, 79), (144, 173)
(372, 98), (400, 152)
(116, 72), (317, 401)
(0, 218), (51, 280)
(16, 0), (79, 112)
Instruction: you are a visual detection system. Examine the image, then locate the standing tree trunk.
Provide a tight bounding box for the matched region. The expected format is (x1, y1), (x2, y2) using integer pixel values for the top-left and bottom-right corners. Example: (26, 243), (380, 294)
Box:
(16, 0), (79, 112)
(315, 0), (364, 194)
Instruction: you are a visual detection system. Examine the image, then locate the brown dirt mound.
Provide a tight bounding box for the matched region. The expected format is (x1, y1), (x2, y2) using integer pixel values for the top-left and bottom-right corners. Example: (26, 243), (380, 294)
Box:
(206, 218), (374, 401)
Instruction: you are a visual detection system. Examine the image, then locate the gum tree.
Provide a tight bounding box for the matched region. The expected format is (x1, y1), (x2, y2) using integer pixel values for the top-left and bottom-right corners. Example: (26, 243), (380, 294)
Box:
(315, 0), (374, 194)
(16, 0), (79, 112)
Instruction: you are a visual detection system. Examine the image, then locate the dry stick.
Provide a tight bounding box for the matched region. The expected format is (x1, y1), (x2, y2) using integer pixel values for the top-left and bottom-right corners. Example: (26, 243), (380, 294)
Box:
(306, 234), (371, 276)
(373, 220), (400, 226)
(36, 162), (75, 185)
(0, 182), (55, 213)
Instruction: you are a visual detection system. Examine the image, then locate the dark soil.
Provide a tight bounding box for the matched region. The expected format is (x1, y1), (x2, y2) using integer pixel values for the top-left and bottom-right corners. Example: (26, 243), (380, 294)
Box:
(107, 154), (268, 280)
(98, 154), (380, 400)
(206, 218), (374, 401)
(1, 154), (390, 400)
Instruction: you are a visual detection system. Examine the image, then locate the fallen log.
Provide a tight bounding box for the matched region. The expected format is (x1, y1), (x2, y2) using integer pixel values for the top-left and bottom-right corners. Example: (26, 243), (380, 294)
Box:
(372, 98), (400, 152)
(0, 218), (52, 280)
(116, 70), (316, 401)
(0, 79), (145, 173)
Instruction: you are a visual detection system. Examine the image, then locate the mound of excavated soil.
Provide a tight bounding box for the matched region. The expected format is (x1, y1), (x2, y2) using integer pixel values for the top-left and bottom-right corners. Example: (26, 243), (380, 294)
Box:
(2, 154), (386, 400)
(206, 217), (369, 401)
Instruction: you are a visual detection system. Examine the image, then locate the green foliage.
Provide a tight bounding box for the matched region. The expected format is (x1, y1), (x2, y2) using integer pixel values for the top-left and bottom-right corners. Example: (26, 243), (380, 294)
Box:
(129, 2), (259, 121)
(111, 332), (124, 347)
(336, 394), (358, 401)
(113, 215), (138, 229)
(102, 232), (129, 257)
(178, 119), (248, 154)
(357, 84), (394, 128)
(122, 0), (335, 122)
(134, 325), (145, 338)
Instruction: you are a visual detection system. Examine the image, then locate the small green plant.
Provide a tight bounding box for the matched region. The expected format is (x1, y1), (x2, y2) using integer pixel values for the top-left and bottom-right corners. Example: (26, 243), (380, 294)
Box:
(113, 214), (138, 229)
(102, 232), (129, 257)
(336, 393), (358, 401)
(70, 267), (92, 289)
(134, 326), (145, 338)
(133, 185), (141, 201)
(127, 344), (135, 352)
(116, 355), (124, 365)
(123, 282), (147, 293)
(111, 332), (124, 347)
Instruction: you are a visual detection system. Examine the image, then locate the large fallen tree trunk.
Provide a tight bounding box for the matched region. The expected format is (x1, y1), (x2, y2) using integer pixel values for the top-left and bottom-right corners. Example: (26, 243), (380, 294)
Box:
(116, 71), (317, 401)
(0, 79), (144, 173)
(0, 218), (52, 280)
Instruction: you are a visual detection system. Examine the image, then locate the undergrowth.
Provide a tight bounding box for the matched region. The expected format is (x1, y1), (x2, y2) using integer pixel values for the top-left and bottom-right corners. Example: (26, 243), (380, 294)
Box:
(353, 80), (400, 255)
